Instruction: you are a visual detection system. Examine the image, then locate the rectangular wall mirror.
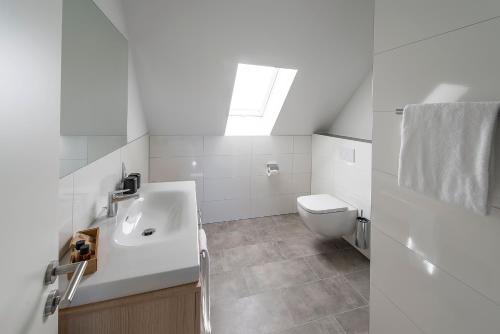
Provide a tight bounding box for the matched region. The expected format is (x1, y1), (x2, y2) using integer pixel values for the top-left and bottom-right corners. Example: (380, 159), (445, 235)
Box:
(60, 0), (128, 178)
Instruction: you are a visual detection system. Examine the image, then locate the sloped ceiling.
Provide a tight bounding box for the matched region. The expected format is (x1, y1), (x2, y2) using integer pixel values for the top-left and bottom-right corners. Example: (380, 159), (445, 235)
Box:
(122, 0), (374, 135)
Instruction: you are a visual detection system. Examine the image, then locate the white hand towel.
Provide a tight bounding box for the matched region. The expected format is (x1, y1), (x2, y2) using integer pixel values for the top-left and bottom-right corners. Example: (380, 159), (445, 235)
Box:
(398, 102), (499, 215)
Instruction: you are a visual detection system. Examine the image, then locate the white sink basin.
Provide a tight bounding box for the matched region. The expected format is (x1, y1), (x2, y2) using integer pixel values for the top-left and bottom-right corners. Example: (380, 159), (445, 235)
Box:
(61, 181), (200, 307)
(114, 189), (188, 247)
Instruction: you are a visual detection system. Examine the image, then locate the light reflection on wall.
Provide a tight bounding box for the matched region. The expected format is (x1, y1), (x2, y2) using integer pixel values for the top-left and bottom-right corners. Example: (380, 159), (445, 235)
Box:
(422, 83), (469, 104)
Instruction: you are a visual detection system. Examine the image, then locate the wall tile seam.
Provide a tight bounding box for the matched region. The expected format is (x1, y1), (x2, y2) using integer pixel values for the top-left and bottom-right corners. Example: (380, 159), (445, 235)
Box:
(371, 224), (500, 308)
(370, 283), (427, 334)
(371, 168), (500, 210)
(374, 14), (500, 55)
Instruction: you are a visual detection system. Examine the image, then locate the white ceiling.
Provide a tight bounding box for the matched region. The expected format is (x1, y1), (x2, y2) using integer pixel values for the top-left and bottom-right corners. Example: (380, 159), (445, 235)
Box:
(122, 0), (374, 135)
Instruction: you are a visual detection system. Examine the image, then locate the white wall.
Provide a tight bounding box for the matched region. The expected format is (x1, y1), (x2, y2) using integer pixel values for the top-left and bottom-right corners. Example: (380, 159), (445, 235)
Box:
(311, 134), (372, 257)
(328, 72), (373, 141)
(0, 1), (62, 332)
(60, 135), (127, 177)
(92, 0), (148, 142)
(149, 136), (312, 223)
(371, 1), (500, 333)
(58, 135), (149, 253)
(311, 134), (372, 218)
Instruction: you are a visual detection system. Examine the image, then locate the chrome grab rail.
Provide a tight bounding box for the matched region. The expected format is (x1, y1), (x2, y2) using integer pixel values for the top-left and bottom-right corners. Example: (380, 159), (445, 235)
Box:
(43, 260), (88, 317)
(200, 249), (211, 334)
(199, 227), (211, 334)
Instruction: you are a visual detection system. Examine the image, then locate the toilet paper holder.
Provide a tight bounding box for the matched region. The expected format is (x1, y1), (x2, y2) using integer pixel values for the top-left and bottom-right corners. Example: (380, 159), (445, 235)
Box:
(266, 162), (279, 176)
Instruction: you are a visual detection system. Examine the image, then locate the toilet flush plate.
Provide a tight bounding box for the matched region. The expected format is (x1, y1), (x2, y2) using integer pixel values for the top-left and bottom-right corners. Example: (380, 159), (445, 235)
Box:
(339, 145), (355, 163)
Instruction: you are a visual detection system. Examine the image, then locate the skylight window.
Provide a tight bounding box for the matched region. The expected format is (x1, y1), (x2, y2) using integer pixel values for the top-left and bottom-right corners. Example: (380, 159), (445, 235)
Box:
(225, 63), (297, 136)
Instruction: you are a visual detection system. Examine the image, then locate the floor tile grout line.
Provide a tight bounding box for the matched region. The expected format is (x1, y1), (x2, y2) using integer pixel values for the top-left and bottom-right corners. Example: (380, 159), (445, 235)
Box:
(211, 247), (365, 279)
(330, 315), (348, 334)
(277, 287), (302, 332)
(332, 304), (369, 317)
(302, 255), (322, 281)
(331, 304), (369, 334)
(270, 314), (348, 334)
(211, 266), (367, 305)
(345, 267), (370, 275)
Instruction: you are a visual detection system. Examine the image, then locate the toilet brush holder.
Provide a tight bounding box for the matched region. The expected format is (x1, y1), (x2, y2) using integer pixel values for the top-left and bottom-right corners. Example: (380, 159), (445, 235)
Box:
(354, 217), (370, 249)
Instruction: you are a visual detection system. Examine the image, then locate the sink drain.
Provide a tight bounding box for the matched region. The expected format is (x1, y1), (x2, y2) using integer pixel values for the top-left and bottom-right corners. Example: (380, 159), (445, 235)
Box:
(142, 228), (156, 236)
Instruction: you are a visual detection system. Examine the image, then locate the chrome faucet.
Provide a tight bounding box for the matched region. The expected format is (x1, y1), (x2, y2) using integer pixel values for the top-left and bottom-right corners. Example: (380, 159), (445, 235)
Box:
(107, 189), (139, 217)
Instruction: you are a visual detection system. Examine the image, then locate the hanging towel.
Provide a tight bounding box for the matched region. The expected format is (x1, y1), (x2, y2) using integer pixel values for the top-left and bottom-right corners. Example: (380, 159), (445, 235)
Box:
(398, 102), (499, 215)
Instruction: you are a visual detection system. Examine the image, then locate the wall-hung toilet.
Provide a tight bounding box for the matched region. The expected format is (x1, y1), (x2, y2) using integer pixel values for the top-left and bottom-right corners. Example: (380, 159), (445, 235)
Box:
(297, 194), (358, 238)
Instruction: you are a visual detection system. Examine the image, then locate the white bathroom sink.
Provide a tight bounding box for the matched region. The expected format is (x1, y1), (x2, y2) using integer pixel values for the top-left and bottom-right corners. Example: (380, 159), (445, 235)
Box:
(60, 181), (200, 307)
(113, 189), (188, 247)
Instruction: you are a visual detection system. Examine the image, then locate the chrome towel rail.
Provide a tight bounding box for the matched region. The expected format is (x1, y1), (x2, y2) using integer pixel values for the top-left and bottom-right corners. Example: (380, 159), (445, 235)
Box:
(43, 260), (88, 317)
(199, 228), (211, 334)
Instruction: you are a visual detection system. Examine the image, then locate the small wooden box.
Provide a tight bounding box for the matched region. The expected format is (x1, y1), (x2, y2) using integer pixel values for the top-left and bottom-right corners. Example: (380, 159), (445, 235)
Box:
(68, 227), (99, 279)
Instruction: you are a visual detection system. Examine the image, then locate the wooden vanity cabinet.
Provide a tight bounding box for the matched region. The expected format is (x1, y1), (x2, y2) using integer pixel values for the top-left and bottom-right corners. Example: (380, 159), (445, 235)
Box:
(59, 282), (201, 334)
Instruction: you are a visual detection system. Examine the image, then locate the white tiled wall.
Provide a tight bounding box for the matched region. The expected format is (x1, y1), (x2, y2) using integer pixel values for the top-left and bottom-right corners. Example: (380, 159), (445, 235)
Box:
(57, 135), (149, 253)
(374, 0), (500, 53)
(371, 2), (500, 333)
(60, 135), (126, 177)
(311, 134), (372, 218)
(149, 136), (312, 223)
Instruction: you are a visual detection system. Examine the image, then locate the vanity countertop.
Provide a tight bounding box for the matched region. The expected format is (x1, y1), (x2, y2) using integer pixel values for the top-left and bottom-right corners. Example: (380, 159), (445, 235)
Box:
(60, 181), (200, 307)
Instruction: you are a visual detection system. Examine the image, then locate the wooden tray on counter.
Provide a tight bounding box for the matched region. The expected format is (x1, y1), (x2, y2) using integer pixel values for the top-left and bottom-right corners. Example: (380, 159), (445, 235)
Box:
(68, 227), (99, 279)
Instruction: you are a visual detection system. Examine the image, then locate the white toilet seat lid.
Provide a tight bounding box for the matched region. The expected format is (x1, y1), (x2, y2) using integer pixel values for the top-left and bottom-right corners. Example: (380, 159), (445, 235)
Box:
(297, 194), (352, 214)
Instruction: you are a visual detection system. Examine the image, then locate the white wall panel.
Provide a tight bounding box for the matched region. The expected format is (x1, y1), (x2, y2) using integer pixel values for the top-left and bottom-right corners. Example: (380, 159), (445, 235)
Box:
(149, 157), (204, 181)
(311, 134), (372, 218)
(374, 0), (500, 53)
(202, 199), (251, 223)
(204, 177), (250, 201)
(372, 227), (500, 334)
(293, 136), (312, 154)
(58, 175), (74, 256)
(372, 112), (401, 175)
(293, 154), (312, 174)
(372, 3), (500, 334)
(252, 136), (294, 155)
(59, 135), (150, 245)
(149, 136), (203, 157)
(72, 150), (122, 232)
(373, 17), (500, 112)
(311, 135), (336, 196)
(293, 173), (312, 194)
(252, 154), (294, 176)
(370, 286), (423, 334)
(251, 174), (294, 198)
(204, 136), (252, 156)
(251, 194), (296, 217)
(203, 155), (251, 179)
(121, 135), (150, 182)
(372, 171), (500, 305)
(150, 136), (311, 223)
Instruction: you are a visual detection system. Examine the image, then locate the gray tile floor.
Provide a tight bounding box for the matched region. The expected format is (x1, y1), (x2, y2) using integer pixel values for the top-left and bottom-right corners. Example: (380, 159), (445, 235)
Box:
(205, 213), (370, 334)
